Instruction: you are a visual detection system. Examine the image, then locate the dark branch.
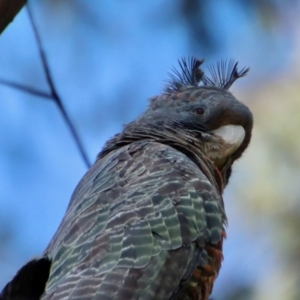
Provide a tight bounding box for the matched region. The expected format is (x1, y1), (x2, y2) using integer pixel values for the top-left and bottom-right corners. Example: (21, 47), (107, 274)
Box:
(26, 3), (91, 168)
(0, 0), (27, 34)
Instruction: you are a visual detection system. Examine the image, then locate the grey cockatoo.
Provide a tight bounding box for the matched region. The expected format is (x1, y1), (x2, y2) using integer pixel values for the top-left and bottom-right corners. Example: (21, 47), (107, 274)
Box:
(0, 58), (253, 300)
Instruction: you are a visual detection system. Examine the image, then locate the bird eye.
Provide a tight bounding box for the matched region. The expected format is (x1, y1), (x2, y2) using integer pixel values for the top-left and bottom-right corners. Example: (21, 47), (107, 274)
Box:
(193, 107), (205, 115)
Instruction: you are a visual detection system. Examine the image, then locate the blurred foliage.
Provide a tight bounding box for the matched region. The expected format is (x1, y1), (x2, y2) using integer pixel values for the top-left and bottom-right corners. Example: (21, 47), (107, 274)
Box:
(235, 71), (300, 299)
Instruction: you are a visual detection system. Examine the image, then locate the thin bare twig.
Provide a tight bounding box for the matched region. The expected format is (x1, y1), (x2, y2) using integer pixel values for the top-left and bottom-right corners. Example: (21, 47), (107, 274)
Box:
(0, 78), (53, 99)
(26, 3), (91, 168)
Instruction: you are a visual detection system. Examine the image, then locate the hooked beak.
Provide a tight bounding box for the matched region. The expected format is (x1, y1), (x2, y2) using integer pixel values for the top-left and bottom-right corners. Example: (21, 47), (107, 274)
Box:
(211, 125), (245, 157)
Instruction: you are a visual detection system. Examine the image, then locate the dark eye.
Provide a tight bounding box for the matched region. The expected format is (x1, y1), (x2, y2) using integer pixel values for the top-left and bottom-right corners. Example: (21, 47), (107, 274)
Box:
(193, 107), (205, 115)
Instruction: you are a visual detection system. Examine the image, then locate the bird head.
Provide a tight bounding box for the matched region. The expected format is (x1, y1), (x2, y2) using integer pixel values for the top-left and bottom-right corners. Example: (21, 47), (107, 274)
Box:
(139, 58), (253, 173)
(101, 58), (253, 184)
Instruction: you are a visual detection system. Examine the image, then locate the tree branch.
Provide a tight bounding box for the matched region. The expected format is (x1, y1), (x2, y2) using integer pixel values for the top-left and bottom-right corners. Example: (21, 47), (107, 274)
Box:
(0, 2), (92, 168)
(0, 78), (53, 100)
(0, 0), (27, 34)
(27, 4), (92, 168)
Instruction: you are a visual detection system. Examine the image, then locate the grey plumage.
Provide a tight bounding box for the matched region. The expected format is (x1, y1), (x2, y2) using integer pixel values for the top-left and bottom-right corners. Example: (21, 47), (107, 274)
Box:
(0, 57), (253, 300)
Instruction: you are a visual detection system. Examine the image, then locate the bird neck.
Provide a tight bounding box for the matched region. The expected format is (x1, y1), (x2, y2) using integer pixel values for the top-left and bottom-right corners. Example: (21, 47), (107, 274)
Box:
(99, 124), (226, 195)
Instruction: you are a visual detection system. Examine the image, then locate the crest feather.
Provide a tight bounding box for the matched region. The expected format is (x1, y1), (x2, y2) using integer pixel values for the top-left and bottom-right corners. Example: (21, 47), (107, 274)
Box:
(165, 57), (248, 92)
(165, 57), (204, 92)
(202, 59), (249, 90)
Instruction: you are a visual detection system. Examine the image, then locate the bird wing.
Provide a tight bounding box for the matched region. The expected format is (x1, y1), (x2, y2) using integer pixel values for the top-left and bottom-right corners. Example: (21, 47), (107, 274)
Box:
(43, 141), (224, 300)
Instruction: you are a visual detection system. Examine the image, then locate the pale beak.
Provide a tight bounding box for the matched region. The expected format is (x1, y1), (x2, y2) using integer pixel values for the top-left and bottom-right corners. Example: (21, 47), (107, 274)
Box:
(211, 125), (245, 157)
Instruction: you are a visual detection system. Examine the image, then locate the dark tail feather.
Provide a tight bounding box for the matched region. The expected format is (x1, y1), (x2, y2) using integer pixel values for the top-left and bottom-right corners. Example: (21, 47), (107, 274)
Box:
(0, 257), (51, 300)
